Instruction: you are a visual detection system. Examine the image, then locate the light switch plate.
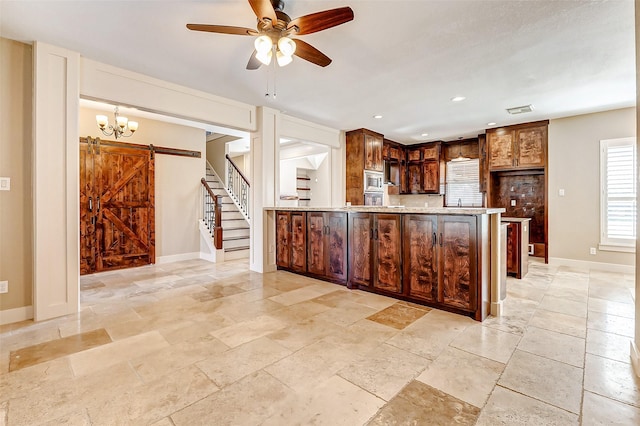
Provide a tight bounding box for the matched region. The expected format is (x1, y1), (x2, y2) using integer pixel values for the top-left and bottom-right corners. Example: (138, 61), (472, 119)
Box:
(0, 281), (7, 294)
(0, 177), (10, 191)
(559, 189), (565, 196)
(510, 199), (516, 207)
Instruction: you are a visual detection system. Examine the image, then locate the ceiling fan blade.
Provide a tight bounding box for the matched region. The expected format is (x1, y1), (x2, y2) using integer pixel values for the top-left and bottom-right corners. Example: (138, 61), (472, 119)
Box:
(246, 50), (262, 70)
(293, 39), (332, 67)
(287, 7), (354, 35)
(186, 24), (257, 36)
(248, 0), (277, 23)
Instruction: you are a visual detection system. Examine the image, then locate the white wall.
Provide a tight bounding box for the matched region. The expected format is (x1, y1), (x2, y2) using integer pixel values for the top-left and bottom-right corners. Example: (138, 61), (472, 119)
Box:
(79, 106), (206, 260)
(549, 107), (636, 267)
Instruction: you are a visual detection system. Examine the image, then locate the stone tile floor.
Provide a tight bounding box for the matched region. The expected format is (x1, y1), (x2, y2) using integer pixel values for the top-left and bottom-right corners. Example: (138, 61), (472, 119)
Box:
(0, 258), (639, 425)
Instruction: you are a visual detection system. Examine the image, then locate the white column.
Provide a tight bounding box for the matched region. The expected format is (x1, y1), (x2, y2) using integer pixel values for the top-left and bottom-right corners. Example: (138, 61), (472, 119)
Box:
(250, 107), (279, 273)
(33, 42), (80, 321)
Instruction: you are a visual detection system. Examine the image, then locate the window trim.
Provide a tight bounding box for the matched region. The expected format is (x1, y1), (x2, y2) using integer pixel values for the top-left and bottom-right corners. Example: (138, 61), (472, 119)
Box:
(599, 137), (636, 253)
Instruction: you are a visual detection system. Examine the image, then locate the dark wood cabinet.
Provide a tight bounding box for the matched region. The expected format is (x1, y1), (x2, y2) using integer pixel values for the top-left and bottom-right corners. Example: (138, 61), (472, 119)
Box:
(440, 215), (477, 312)
(364, 193), (383, 206)
(404, 142), (441, 194)
(407, 162), (422, 194)
(307, 212), (347, 283)
(487, 120), (548, 262)
(348, 213), (372, 288)
(503, 218), (530, 279)
(403, 214), (477, 312)
(373, 214), (402, 294)
(346, 128), (385, 205)
(403, 215), (438, 302)
(487, 122), (547, 171)
(423, 161), (439, 193)
(276, 211), (306, 272)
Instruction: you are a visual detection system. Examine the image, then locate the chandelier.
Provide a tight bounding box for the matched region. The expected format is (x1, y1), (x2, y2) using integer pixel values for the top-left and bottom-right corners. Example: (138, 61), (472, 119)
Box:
(95, 107), (139, 139)
(254, 35), (296, 67)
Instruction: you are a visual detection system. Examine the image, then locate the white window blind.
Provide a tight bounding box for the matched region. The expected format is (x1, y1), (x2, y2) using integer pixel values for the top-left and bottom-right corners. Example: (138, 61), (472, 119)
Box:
(445, 159), (483, 207)
(600, 137), (636, 251)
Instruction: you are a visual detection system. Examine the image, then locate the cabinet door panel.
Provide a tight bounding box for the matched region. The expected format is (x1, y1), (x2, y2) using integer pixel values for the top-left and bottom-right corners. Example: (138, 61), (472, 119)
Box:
(404, 215), (437, 302)
(423, 145), (439, 161)
(374, 215), (402, 294)
(348, 213), (372, 287)
(364, 134), (383, 171)
(488, 131), (515, 169)
(440, 216), (477, 311)
(290, 212), (307, 272)
(327, 212), (347, 281)
(408, 163), (422, 193)
(422, 161), (439, 193)
(407, 148), (421, 162)
(276, 212), (291, 268)
(307, 213), (325, 276)
(516, 126), (546, 167)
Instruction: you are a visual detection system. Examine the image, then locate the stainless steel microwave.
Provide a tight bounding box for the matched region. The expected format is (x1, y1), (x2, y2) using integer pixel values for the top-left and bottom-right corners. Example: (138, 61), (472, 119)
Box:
(364, 170), (384, 192)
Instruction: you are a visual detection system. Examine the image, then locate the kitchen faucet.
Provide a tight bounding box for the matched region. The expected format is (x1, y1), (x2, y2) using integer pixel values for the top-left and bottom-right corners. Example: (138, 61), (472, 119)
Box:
(457, 198), (462, 207)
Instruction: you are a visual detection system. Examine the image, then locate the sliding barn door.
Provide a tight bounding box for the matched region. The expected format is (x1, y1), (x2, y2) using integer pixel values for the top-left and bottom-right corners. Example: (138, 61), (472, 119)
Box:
(80, 138), (155, 274)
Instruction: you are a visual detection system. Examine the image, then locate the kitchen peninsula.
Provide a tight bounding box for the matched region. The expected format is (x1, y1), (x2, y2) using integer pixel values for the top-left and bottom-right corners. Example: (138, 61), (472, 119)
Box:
(264, 206), (505, 321)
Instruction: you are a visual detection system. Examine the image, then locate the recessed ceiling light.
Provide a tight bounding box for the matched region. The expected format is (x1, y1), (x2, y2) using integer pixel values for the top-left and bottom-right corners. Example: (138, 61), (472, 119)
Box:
(421, 133), (429, 137)
(506, 104), (534, 114)
(451, 96), (466, 102)
(373, 115), (383, 119)
(487, 122), (497, 126)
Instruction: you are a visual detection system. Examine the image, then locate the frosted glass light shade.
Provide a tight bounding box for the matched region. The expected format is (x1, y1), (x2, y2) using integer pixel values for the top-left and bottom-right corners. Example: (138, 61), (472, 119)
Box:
(277, 37), (296, 56)
(276, 51), (292, 67)
(96, 115), (108, 129)
(256, 49), (272, 65)
(128, 121), (139, 132)
(116, 116), (128, 129)
(254, 35), (272, 53)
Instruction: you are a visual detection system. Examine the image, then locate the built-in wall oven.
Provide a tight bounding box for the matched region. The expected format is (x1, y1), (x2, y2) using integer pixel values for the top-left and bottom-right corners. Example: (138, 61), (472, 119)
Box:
(364, 170), (384, 192)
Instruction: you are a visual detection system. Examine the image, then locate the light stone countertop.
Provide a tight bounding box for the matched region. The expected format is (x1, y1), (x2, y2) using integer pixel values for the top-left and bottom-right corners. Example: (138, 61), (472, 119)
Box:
(264, 206), (505, 215)
(501, 217), (532, 222)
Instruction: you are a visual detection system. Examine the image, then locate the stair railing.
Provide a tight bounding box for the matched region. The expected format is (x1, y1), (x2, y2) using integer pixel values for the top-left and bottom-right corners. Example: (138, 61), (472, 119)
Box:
(200, 178), (223, 249)
(226, 154), (250, 220)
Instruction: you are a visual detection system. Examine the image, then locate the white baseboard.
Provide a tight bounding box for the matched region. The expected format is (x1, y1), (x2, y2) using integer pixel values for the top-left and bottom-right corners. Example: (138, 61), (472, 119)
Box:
(0, 305), (33, 325)
(549, 257), (635, 274)
(155, 252), (200, 264)
(631, 341), (640, 378)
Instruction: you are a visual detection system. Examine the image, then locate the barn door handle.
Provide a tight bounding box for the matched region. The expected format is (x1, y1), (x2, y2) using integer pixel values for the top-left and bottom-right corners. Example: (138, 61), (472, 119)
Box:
(96, 196), (101, 212)
(369, 228), (373, 239)
(439, 233), (443, 247)
(375, 229), (379, 240)
(88, 197), (93, 212)
(432, 232), (436, 245)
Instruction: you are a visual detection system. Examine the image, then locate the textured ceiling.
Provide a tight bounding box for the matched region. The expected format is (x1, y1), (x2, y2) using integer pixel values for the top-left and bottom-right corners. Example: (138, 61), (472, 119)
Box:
(1, 0), (635, 143)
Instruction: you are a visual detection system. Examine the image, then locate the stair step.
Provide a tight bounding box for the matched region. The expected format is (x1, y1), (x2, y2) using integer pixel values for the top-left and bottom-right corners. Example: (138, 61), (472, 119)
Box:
(223, 235), (250, 241)
(225, 245), (250, 253)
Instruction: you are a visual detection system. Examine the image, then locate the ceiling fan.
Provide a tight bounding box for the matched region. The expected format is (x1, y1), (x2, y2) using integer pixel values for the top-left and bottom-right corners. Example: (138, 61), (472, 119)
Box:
(186, 0), (354, 69)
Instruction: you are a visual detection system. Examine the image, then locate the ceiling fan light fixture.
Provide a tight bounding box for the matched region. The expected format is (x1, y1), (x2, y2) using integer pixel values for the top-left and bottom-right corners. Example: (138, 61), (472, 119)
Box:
(276, 51), (293, 66)
(278, 37), (296, 56)
(254, 35), (273, 53)
(256, 49), (273, 65)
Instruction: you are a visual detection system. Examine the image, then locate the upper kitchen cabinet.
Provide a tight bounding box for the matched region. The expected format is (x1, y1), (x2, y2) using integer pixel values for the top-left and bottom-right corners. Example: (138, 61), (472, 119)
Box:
(406, 142), (441, 194)
(346, 128), (385, 205)
(487, 121), (549, 171)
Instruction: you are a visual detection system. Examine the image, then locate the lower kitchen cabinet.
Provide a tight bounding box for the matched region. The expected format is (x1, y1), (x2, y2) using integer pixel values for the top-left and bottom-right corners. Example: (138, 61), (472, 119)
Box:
(373, 214), (403, 294)
(403, 215), (477, 312)
(348, 213), (372, 288)
(307, 212), (348, 283)
(275, 211), (307, 272)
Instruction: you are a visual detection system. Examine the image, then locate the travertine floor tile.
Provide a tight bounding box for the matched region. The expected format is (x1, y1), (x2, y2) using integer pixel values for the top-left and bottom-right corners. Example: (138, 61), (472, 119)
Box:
(338, 343), (429, 401)
(476, 385), (578, 425)
(586, 328), (633, 364)
(528, 308), (586, 338)
(170, 370), (294, 426)
(538, 295), (587, 318)
(584, 353), (640, 407)
(518, 325), (585, 367)
(263, 375), (385, 426)
(268, 284), (336, 306)
(587, 311), (635, 338)
(450, 324), (521, 363)
(416, 346), (505, 408)
(267, 316), (343, 351)
(210, 314), (287, 348)
(9, 328), (111, 371)
(196, 336), (291, 387)
(589, 285), (635, 304)
(582, 390), (640, 425)
(366, 302), (430, 330)
(588, 297), (635, 319)
(0, 357), (73, 400)
(368, 380), (480, 426)
(498, 350), (583, 414)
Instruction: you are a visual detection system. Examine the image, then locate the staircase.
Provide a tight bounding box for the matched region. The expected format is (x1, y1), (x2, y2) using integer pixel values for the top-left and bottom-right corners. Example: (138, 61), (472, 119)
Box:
(205, 165), (250, 260)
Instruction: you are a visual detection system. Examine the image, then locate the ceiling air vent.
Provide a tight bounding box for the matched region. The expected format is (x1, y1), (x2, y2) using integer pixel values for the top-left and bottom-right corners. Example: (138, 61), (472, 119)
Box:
(506, 104), (534, 114)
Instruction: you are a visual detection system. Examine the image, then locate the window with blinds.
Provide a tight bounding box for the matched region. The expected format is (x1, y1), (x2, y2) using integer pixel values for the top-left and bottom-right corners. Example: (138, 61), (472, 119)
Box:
(445, 159), (483, 207)
(600, 137), (636, 251)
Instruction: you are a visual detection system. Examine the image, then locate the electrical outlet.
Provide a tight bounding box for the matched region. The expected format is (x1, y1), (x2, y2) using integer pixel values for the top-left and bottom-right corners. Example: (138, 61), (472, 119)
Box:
(0, 177), (10, 191)
(559, 189), (565, 196)
(510, 199), (516, 207)
(0, 281), (7, 294)
(590, 247), (597, 255)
